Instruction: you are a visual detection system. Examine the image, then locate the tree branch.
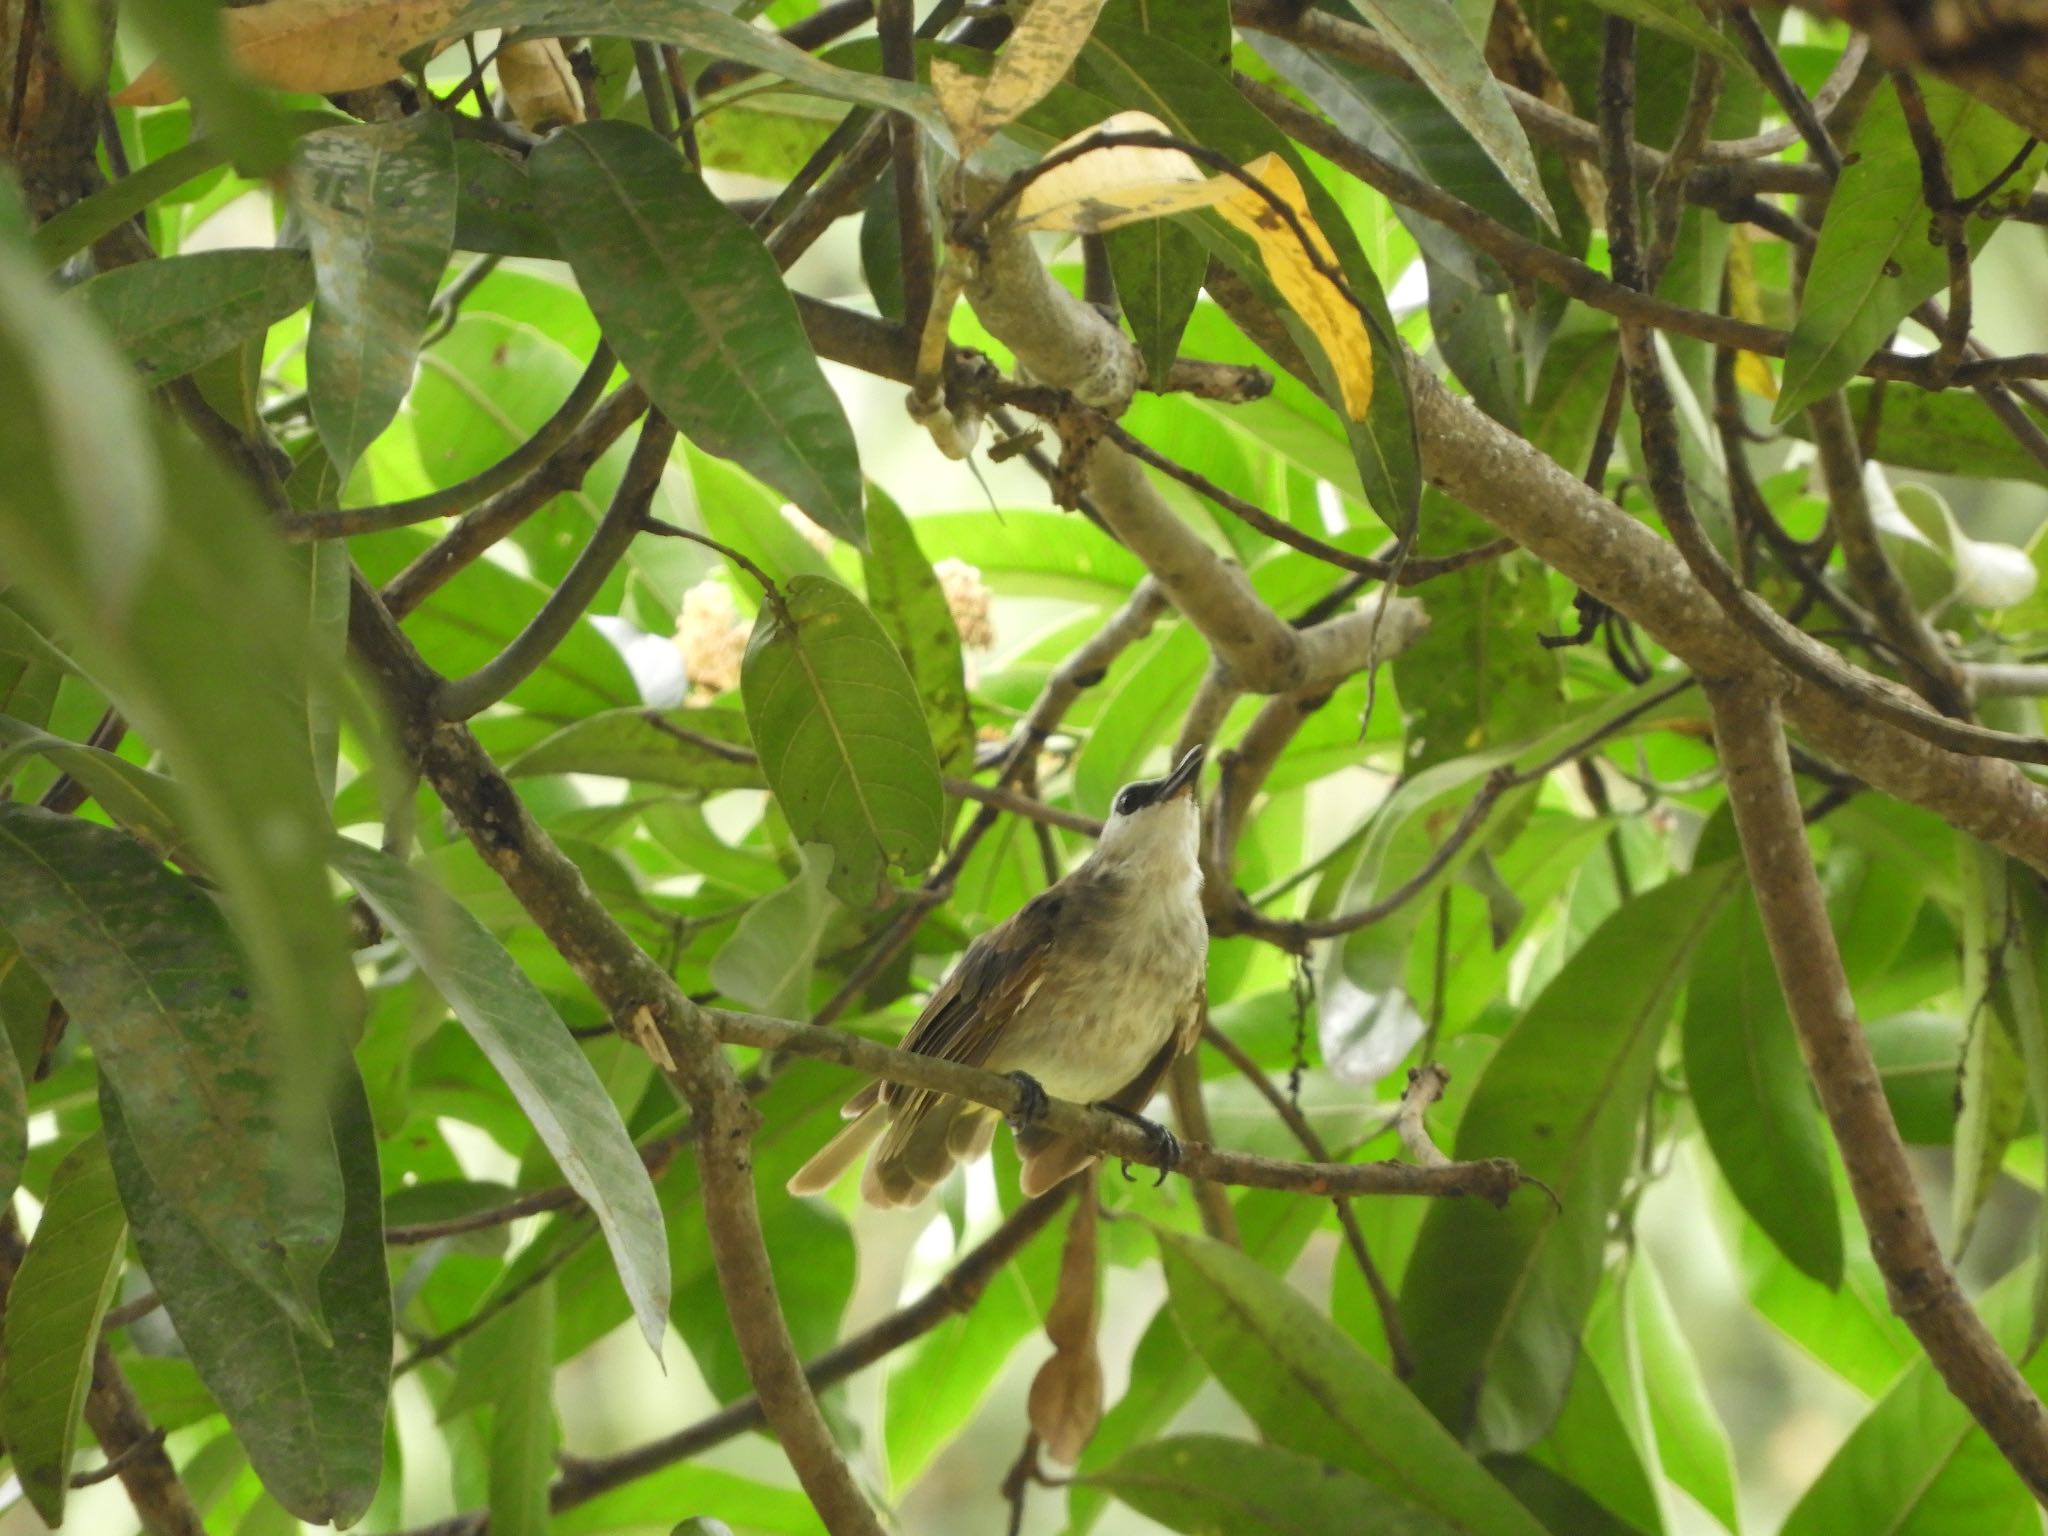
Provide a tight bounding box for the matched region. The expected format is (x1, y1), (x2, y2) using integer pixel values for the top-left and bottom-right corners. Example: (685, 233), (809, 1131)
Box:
(1705, 674), (2048, 1504)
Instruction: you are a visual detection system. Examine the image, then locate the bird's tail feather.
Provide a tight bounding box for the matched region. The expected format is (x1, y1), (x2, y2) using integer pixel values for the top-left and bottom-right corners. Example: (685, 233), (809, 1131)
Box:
(862, 1099), (996, 1208)
(786, 1105), (886, 1196)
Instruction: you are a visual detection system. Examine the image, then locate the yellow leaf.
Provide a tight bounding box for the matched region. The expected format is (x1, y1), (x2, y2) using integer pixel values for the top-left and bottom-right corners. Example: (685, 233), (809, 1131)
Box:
(1215, 152), (1374, 421)
(1725, 224), (1779, 402)
(1014, 112), (1234, 233)
(941, 0), (1108, 155)
(113, 0), (464, 106)
(496, 38), (582, 131)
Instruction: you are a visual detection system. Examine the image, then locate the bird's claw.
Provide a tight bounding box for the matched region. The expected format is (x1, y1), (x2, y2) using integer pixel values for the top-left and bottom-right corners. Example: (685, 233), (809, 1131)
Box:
(1005, 1072), (1050, 1129)
(1094, 1103), (1180, 1186)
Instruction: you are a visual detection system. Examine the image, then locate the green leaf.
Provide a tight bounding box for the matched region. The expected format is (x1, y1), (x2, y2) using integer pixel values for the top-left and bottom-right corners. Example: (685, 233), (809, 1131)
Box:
(1778, 1261), (2044, 1536)
(486, 1277), (557, 1536)
(861, 487), (976, 774)
(0, 806), (344, 1335)
(1, 236), (382, 1096)
(457, 0), (953, 139)
(710, 843), (835, 1017)
(103, 1065), (391, 1526)
(0, 1135), (126, 1526)
(71, 249), (313, 388)
(1683, 889), (1843, 1285)
(1574, 0), (1747, 67)
(507, 705), (764, 793)
(331, 838), (671, 1354)
(1785, 381), (2048, 488)
(1954, 835), (2028, 1258)
(1340, 0), (1557, 231)
(1157, 1228), (1551, 1536)
(453, 139), (558, 258)
(1628, 1259), (1739, 1534)
(1778, 79), (2036, 420)
(741, 575), (944, 909)
(1401, 864), (1739, 1453)
(530, 120), (865, 543)
(0, 713), (197, 866)
(1086, 1434), (1467, 1535)
(291, 111), (458, 476)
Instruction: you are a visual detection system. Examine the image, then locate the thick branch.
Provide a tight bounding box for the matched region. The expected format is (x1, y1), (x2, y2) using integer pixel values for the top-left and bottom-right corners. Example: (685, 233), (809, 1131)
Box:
(1706, 675), (2048, 1504)
(962, 219), (1428, 694)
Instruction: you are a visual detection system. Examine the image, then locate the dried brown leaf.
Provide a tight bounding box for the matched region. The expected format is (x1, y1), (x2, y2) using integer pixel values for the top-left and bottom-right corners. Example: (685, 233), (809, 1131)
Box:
(113, 0), (465, 106)
(1026, 1172), (1102, 1464)
(497, 37), (582, 130)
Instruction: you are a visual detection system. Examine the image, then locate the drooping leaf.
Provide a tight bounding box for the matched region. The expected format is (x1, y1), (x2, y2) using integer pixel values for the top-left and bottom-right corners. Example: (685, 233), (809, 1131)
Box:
(0, 1135), (127, 1526)
(103, 1067), (391, 1526)
(331, 838), (670, 1354)
(71, 249), (313, 388)
(741, 575), (944, 909)
(1628, 1258), (1739, 1533)
(507, 705), (763, 793)
(1953, 834), (2028, 1258)
(709, 844), (836, 1018)
(1778, 79), (2037, 420)
(291, 111), (457, 476)
(1401, 864), (1739, 1453)
(0, 806), (343, 1334)
(861, 487), (977, 774)
(1683, 889), (1843, 1285)
(531, 119), (865, 543)
(1085, 1434), (1466, 1536)
(1157, 1229), (1551, 1536)
(1341, 0), (1557, 231)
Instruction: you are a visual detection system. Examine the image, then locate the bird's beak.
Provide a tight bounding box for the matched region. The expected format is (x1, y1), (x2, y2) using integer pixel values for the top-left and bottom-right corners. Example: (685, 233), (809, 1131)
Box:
(1160, 745), (1205, 800)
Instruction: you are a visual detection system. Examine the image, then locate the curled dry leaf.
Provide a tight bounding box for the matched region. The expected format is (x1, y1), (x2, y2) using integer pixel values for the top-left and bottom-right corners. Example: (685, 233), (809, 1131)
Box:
(939, 0), (1110, 155)
(1013, 111), (1235, 234)
(497, 38), (583, 131)
(1398, 1062), (1452, 1167)
(1026, 1170), (1103, 1465)
(1215, 152), (1375, 422)
(114, 0), (466, 106)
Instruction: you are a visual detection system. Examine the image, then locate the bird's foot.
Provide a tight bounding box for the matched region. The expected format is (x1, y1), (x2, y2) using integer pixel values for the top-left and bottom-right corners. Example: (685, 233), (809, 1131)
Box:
(1092, 1103), (1179, 1187)
(1005, 1072), (1050, 1130)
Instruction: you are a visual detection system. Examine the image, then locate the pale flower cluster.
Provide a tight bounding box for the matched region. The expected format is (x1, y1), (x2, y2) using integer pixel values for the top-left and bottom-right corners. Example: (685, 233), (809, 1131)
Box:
(934, 557), (995, 651)
(672, 579), (749, 704)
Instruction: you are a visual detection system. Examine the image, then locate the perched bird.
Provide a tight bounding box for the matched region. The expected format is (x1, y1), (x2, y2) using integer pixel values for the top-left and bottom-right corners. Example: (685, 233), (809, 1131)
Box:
(788, 746), (1210, 1207)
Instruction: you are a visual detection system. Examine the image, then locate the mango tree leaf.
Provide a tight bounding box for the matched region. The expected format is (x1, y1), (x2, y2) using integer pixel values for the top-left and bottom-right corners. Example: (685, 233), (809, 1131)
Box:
(1085, 1434), (1467, 1535)
(1778, 1262), (2044, 1535)
(331, 838), (670, 1354)
(1683, 889), (1843, 1285)
(0, 1135), (126, 1527)
(0, 713), (197, 866)
(507, 705), (763, 793)
(1401, 864), (1739, 1453)
(1778, 80), (2036, 420)
(741, 575), (944, 909)
(1341, 0), (1557, 231)
(487, 1277), (557, 1536)
(1157, 1228), (1551, 1536)
(1953, 835), (2027, 1257)
(1077, 24), (1420, 530)
(291, 111), (457, 476)
(103, 1066), (390, 1527)
(0, 806), (343, 1335)
(1574, 0), (1747, 67)
(710, 844), (836, 1017)
(861, 487), (976, 775)
(1785, 381), (2048, 488)
(531, 120), (865, 543)
(119, 0), (294, 170)
(71, 249), (313, 388)
(1630, 1258), (1739, 1534)
(457, 0), (952, 139)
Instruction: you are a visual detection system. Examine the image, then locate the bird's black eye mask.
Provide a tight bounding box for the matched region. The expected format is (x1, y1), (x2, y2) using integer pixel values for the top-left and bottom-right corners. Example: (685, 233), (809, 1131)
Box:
(1112, 746), (1206, 816)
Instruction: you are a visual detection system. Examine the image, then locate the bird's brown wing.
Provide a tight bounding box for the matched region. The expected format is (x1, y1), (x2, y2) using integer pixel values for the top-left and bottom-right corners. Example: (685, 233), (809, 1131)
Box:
(884, 886), (1066, 1095)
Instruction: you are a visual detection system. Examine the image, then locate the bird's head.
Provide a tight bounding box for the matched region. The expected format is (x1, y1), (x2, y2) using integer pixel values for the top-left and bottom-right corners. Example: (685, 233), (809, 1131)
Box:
(1092, 745), (1204, 878)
